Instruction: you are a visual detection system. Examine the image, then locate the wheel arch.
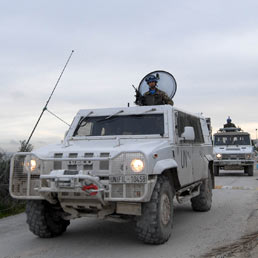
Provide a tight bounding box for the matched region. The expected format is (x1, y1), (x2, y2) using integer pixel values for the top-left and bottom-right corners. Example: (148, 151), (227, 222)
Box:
(153, 159), (180, 191)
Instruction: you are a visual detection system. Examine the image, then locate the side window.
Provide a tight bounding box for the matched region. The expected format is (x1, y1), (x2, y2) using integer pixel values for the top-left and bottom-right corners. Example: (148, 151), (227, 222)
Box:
(177, 112), (204, 143)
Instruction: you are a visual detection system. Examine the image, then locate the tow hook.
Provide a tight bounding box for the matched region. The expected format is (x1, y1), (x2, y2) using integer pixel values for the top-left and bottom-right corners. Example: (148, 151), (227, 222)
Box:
(81, 184), (99, 196)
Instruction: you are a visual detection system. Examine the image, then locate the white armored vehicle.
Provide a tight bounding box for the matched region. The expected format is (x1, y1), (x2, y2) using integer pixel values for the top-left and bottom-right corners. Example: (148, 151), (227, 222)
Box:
(10, 71), (214, 244)
(213, 127), (255, 176)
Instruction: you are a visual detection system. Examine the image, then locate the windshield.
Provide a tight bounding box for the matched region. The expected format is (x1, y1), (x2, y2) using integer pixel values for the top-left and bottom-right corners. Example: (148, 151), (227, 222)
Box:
(73, 114), (164, 137)
(214, 135), (250, 146)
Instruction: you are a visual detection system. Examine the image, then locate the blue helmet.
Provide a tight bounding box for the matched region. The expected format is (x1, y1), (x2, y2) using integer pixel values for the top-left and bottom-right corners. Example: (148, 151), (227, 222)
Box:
(145, 75), (158, 84)
(227, 117), (232, 123)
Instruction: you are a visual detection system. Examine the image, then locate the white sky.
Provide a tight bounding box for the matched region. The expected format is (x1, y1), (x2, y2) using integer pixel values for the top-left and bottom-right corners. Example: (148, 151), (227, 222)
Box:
(1, 0), (258, 152)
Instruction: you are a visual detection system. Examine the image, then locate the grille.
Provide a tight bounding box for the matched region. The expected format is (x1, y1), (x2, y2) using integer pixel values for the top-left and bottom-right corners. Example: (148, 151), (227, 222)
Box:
(54, 153), (63, 169)
(222, 154), (245, 160)
(100, 160), (109, 170)
(68, 164), (77, 170)
(85, 153), (94, 158)
(100, 153), (109, 157)
(111, 184), (123, 198)
(84, 164), (93, 170)
(69, 153), (78, 158)
(54, 153), (63, 158)
(126, 184), (144, 198)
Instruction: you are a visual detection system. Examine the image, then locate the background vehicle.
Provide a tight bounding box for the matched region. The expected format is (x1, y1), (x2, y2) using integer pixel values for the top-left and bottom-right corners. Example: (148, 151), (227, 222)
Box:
(213, 127), (255, 176)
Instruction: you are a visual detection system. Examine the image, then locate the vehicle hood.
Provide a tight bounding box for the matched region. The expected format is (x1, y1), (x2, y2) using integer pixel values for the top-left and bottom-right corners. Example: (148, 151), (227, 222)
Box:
(32, 138), (170, 159)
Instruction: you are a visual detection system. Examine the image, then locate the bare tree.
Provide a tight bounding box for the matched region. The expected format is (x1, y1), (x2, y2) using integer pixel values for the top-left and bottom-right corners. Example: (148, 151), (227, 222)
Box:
(18, 140), (33, 152)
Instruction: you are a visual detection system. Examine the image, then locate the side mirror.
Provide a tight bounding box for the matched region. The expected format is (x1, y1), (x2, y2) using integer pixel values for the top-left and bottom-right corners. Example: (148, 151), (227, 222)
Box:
(180, 126), (195, 141)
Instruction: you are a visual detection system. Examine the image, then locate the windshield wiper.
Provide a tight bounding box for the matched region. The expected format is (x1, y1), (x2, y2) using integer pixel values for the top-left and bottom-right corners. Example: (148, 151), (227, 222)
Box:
(105, 110), (124, 119)
(96, 110), (124, 122)
(138, 108), (157, 115)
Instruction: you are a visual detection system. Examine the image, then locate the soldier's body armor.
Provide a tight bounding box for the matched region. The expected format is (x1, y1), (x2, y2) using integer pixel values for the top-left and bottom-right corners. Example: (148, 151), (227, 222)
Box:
(224, 122), (236, 128)
(143, 88), (173, 106)
(144, 93), (164, 105)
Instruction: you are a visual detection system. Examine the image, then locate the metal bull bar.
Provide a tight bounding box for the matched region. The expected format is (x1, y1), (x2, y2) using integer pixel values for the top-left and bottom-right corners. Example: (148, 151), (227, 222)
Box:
(40, 170), (106, 205)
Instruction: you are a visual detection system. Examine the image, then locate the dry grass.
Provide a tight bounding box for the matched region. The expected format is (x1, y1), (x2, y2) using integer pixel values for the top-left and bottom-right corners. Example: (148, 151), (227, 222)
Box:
(201, 231), (258, 258)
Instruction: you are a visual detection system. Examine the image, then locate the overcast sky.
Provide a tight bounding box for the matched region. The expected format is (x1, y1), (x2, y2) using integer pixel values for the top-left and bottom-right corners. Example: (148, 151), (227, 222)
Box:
(1, 0), (258, 152)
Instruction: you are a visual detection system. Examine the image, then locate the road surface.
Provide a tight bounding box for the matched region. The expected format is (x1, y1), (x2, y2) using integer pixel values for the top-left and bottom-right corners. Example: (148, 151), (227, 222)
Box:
(1, 169), (258, 258)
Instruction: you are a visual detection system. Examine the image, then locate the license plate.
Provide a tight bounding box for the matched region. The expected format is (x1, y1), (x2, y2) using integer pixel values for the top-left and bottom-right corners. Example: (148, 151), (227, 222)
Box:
(109, 174), (147, 184)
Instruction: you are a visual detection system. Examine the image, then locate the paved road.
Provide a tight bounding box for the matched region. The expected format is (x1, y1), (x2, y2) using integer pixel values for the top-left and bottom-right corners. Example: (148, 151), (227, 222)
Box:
(1, 169), (258, 258)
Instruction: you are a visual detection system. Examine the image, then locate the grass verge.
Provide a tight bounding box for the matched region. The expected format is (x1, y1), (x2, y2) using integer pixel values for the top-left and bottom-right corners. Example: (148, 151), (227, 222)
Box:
(0, 203), (26, 219)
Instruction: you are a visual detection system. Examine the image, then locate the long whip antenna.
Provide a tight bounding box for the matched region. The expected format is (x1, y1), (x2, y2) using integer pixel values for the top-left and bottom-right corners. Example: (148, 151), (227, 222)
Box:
(25, 50), (74, 149)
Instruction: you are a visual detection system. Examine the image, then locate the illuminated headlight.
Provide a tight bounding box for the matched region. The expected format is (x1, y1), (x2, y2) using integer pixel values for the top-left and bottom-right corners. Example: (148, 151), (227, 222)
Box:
(30, 159), (37, 171)
(216, 153), (222, 159)
(24, 155), (40, 173)
(112, 153), (145, 173)
(130, 159), (144, 173)
(245, 154), (252, 159)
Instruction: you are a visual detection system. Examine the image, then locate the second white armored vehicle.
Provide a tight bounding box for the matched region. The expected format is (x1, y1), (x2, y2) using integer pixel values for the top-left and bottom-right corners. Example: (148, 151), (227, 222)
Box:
(10, 71), (214, 244)
(213, 127), (255, 176)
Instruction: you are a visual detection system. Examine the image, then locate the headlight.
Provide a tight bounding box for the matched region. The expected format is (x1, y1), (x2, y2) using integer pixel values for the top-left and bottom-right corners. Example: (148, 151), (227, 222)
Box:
(112, 153), (145, 173)
(130, 159), (144, 173)
(216, 153), (222, 159)
(30, 159), (37, 171)
(24, 155), (40, 173)
(245, 154), (252, 159)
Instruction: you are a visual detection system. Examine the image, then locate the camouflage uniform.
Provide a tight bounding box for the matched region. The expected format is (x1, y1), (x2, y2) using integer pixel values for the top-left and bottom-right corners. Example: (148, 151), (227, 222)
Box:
(224, 122), (236, 128)
(142, 88), (174, 106)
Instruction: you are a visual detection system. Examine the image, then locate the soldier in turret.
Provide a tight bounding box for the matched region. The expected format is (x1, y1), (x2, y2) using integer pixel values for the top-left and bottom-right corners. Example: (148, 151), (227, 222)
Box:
(224, 117), (236, 128)
(142, 75), (174, 106)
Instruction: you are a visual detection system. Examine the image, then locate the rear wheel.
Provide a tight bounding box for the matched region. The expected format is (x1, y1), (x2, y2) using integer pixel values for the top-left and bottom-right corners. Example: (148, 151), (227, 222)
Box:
(26, 200), (70, 238)
(191, 170), (212, 212)
(135, 176), (174, 245)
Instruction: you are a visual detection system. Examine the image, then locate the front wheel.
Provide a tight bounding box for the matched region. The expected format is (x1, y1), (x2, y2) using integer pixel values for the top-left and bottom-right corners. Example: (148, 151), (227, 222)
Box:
(191, 170), (212, 212)
(26, 200), (70, 238)
(214, 166), (219, 176)
(135, 176), (174, 245)
(245, 165), (254, 176)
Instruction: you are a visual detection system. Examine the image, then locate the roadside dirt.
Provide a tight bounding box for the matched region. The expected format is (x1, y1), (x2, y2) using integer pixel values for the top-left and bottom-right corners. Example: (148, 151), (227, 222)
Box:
(201, 200), (258, 258)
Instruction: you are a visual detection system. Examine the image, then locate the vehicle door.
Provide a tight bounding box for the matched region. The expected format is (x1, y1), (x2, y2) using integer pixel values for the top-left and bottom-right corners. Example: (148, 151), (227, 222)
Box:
(190, 117), (207, 181)
(173, 111), (193, 186)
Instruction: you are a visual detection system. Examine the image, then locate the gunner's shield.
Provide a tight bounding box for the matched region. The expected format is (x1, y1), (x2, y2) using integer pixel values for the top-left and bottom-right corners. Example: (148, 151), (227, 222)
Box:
(138, 70), (177, 100)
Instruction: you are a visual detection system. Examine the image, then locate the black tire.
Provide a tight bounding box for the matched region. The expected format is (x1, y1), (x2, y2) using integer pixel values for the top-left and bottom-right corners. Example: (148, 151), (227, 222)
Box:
(191, 170), (212, 212)
(26, 200), (70, 238)
(214, 166), (219, 176)
(246, 165), (254, 176)
(135, 176), (174, 245)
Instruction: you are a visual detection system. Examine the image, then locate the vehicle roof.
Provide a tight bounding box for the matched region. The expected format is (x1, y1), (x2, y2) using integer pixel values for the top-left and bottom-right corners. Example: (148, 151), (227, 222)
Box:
(214, 132), (250, 136)
(76, 105), (204, 119)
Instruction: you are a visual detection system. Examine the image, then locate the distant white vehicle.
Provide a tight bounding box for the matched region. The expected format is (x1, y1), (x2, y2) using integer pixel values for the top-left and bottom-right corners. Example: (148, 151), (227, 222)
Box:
(9, 71), (214, 244)
(213, 127), (255, 176)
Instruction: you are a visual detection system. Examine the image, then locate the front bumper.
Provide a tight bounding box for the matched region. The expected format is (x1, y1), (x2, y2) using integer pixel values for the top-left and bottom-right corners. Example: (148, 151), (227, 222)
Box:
(214, 159), (254, 166)
(39, 170), (156, 203)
